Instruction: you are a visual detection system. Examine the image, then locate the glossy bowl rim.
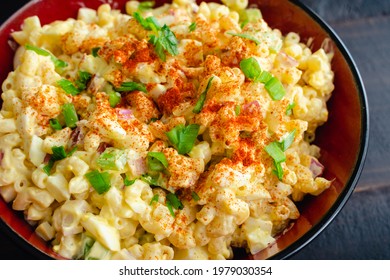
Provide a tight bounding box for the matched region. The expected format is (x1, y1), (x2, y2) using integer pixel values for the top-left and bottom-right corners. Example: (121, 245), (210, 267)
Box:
(268, 0), (369, 260)
(0, 0), (369, 260)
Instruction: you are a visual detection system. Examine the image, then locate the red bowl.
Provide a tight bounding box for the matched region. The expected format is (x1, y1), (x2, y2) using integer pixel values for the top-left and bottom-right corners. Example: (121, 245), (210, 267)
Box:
(0, 0), (369, 259)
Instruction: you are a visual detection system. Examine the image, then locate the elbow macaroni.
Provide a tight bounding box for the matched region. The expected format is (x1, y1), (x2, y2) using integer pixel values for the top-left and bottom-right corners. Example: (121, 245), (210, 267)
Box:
(0, 0), (334, 259)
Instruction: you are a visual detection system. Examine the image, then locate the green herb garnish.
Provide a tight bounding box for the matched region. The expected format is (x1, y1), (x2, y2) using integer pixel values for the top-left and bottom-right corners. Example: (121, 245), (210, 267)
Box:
(239, 57), (262, 81)
(166, 124), (200, 155)
(97, 148), (127, 171)
(91, 47), (101, 57)
(108, 92), (121, 107)
(138, 1), (155, 11)
(141, 174), (160, 186)
(57, 71), (92, 95)
(149, 194), (159, 205)
(85, 170), (111, 194)
(115, 81), (147, 93)
(124, 176), (136, 186)
(265, 142), (285, 180)
(191, 191), (200, 201)
(62, 103), (79, 128)
(43, 146), (77, 175)
(193, 76), (214, 114)
(149, 24), (179, 61)
(25, 44), (68, 69)
(279, 129), (296, 152)
(75, 71), (92, 91)
(234, 105), (241, 116)
(57, 79), (80, 95)
(239, 57), (285, 100)
(264, 77), (285, 101)
(49, 118), (62, 131)
(133, 13), (179, 61)
(286, 102), (295, 116)
(147, 151), (168, 172)
(166, 193), (183, 217)
(264, 130), (296, 180)
(189, 22), (196, 32)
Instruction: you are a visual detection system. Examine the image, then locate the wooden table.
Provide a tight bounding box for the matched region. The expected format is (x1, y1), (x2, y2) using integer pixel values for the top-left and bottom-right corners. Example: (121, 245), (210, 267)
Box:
(0, 0), (389, 260)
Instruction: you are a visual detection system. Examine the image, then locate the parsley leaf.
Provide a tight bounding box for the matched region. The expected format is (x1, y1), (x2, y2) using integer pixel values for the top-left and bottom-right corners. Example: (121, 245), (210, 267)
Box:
(133, 12), (178, 61)
(149, 24), (179, 61)
(147, 152), (168, 172)
(166, 124), (200, 155)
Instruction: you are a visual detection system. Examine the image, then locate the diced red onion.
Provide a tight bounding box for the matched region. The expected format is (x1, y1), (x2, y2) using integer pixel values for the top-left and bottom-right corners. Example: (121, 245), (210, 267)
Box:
(96, 142), (110, 154)
(88, 74), (105, 94)
(68, 126), (84, 149)
(129, 157), (147, 177)
(241, 100), (261, 116)
(0, 150), (4, 166)
(278, 52), (299, 68)
(310, 157), (324, 178)
(115, 108), (134, 120)
(43, 154), (52, 164)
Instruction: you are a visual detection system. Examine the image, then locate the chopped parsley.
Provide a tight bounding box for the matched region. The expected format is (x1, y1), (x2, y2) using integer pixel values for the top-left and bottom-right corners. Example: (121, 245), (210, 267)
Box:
(166, 124), (200, 155)
(133, 12), (178, 61)
(147, 151), (169, 172)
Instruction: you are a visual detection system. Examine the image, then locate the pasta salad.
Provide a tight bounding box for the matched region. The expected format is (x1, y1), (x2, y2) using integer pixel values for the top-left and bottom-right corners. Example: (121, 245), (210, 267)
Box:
(0, 0), (334, 260)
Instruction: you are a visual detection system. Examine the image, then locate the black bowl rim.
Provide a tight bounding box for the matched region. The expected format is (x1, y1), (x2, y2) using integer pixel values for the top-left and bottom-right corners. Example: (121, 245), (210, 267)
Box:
(267, 0), (370, 260)
(0, 0), (369, 260)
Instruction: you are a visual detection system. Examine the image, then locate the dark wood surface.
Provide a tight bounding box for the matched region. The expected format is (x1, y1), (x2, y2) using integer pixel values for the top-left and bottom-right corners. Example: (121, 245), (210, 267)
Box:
(0, 0), (389, 260)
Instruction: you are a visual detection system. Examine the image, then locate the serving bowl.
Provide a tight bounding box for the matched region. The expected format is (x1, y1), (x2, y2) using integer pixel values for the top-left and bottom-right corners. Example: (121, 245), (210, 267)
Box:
(0, 0), (368, 260)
